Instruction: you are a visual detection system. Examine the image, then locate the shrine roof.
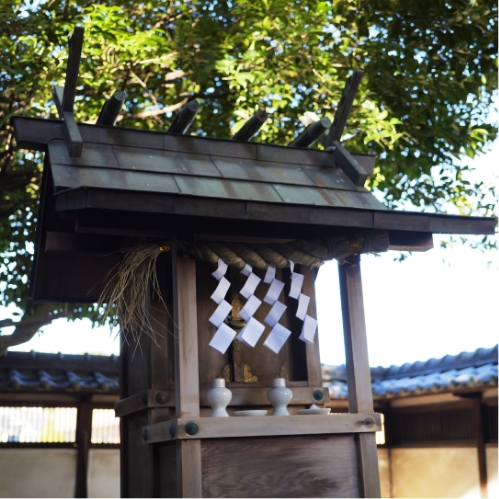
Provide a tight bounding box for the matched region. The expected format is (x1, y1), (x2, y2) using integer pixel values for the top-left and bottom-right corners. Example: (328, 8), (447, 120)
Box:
(12, 116), (496, 238)
(323, 345), (498, 400)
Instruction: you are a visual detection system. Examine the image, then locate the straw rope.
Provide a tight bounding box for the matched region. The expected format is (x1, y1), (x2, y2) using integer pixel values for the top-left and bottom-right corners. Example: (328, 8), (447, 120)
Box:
(98, 230), (389, 342)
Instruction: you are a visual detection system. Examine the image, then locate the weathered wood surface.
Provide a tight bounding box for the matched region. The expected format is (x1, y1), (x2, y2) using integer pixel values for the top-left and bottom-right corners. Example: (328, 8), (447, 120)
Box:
(172, 251), (202, 497)
(173, 252), (200, 419)
(116, 386), (329, 415)
(301, 265), (323, 387)
(201, 434), (360, 498)
(119, 279), (173, 497)
(339, 255), (381, 497)
(179, 440), (202, 498)
(62, 188), (496, 236)
(332, 141), (368, 186)
(144, 414), (381, 444)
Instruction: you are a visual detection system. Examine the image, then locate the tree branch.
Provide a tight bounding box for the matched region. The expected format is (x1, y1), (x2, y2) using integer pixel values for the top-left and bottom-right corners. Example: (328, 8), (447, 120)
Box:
(0, 304), (72, 356)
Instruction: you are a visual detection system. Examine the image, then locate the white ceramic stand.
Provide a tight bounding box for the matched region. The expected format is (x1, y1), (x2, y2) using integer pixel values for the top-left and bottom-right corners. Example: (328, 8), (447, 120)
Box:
(268, 378), (292, 416)
(206, 378), (232, 417)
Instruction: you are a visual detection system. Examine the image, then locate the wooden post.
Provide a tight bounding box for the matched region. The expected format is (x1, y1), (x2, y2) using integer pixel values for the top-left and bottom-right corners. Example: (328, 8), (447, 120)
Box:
(75, 395), (93, 498)
(172, 250), (202, 497)
(338, 255), (381, 498)
(465, 393), (488, 498)
(119, 253), (174, 497)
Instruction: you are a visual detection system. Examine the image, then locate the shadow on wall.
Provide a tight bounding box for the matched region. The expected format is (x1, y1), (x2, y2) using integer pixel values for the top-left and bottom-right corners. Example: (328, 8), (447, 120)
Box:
(0, 448), (119, 498)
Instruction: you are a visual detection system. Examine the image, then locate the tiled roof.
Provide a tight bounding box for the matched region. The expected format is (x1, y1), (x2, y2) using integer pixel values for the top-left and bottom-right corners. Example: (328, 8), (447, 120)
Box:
(322, 345), (498, 399)
(0, 351), (119, 393)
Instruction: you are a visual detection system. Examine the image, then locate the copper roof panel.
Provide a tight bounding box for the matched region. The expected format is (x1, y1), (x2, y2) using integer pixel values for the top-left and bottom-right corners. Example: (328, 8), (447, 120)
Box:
(329, 190), (387, 211)
(113, 146), (221, 177)
(272, 184), (336, 206)
(49, 140), (118, 168)
(51, 164), (180, 194)
(174, 175), (283, 203)
(304, 167), (356, 191)
(212, 157), (316, 186)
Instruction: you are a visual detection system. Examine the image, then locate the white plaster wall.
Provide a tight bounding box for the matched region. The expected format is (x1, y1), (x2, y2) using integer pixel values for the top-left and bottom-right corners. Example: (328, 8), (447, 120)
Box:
(88, 449), (120, 498)
(390, 447), (481, 498)
(377, 447), (391, 498)
(0, 448), (76, 498)
(486, 446), (498, 498)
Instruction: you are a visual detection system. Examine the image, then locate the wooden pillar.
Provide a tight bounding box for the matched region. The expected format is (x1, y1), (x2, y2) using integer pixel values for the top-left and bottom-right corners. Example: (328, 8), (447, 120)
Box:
(338, 255), (381, 498)
(467, 393), (488, 498)
(119, 253), (174, 498)
(172, 250), (202, 498)
(75, 395), (93, 498)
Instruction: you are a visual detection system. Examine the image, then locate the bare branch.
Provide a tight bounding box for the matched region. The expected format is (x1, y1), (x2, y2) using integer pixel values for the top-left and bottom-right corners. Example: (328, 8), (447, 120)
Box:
(0, 304), (72, 356)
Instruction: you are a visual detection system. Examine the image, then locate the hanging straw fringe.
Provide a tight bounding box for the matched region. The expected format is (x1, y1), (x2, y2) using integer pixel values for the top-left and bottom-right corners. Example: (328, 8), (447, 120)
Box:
(98, 230), (389, 340)
(98, 244), (170, 345)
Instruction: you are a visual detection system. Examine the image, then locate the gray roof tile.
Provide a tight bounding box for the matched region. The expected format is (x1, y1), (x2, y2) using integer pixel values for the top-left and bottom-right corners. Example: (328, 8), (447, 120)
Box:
(322, 345), (498, 399)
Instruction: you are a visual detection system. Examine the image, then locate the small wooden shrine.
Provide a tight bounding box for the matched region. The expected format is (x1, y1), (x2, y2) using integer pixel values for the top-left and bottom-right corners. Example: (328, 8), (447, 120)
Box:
(10, 29), (495, 498)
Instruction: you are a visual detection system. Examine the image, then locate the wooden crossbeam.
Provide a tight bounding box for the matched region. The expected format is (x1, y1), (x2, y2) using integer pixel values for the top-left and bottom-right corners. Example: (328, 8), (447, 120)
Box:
(322, 69), (364, 147)
(52, 27), (84, 157)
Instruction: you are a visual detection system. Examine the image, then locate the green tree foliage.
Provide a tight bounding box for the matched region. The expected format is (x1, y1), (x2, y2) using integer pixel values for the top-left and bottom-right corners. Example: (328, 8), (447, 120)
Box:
(0, 0), (497, 345)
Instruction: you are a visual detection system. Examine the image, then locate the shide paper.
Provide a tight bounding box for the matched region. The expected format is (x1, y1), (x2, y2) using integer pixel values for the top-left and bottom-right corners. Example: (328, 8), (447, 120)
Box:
(209, 259), (236, 352)
(263, 265), (276, 284)
(241, 263), (252, 277)
(264, 323), (292, 354)
(237, 317), (266, 348)
(240, 272), (261, 299)
(289, 272), (304, 299)
(210, 276), (231, 304)
(212, 259), (228, 280)
(209, 299), (232, 328)
(209, 323), (237, 354)
(296, 293), (310, 321)
(264, 301), (287, 328)
(299, 315), (318, 343)
(287, 260), (315, 344)
(239, 295), (262, 322)
(263, 278), (285, 305)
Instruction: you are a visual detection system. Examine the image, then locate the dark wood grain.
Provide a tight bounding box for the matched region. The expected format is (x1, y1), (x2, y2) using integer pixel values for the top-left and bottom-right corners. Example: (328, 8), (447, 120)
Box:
(201, 434), (359, 498)
(75, 395), (92, 498)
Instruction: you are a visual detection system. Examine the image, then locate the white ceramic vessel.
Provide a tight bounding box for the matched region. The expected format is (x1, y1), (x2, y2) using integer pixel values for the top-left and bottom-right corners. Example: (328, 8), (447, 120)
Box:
(297, 404), (331, 415)
(206, 378), (232, 417)
(234, 410), (268, 417)
(267, 378), (292, 416)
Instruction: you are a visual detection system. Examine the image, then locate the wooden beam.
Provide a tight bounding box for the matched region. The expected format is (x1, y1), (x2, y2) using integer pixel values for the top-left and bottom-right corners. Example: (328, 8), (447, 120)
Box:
(143, 414), (382, 444)
(324, 70), (364, 145)
(387, 231), (433, 252)
(332, 141), (368, 187)
(338, 255), (381, 498)
(115, 386), (329, 415)
(172, 251), (202, 497)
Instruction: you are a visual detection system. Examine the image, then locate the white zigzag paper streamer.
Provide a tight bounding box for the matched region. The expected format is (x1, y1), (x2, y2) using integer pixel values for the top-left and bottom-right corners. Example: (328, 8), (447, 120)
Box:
(299, 314), (318, 344)
(208, 259), (236, 354)
(288, 260), (315, 344)
(261, 265), (291, 354)
(237, 263), (265, 347)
